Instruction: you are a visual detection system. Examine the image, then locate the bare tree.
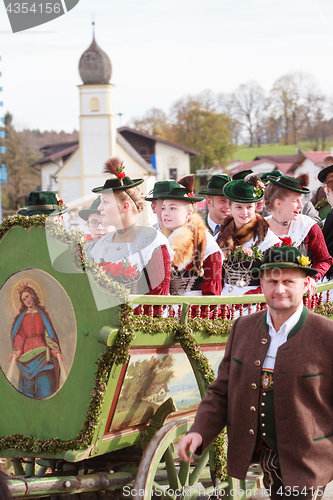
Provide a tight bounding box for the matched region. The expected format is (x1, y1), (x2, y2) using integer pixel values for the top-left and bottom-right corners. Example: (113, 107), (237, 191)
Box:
(269, 72), (314, 144)
(229, 81), (266, 147)
(304, 87), (331, 151)
(130, 107), (170, 138)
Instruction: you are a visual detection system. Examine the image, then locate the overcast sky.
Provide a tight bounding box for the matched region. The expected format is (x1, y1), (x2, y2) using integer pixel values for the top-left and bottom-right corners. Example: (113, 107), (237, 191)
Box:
(0, 0), (333, 133)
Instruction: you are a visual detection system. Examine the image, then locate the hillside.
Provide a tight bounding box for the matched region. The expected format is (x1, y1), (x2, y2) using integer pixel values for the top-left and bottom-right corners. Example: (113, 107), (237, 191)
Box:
(234, 143), (333, 162)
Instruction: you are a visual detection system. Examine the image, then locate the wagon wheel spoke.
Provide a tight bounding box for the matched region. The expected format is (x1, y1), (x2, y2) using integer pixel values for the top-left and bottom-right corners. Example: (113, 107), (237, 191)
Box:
(133, 418), (213, 500)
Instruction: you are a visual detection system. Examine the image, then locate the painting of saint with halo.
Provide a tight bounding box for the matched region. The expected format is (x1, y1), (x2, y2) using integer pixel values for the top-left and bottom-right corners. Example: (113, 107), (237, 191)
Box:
(8, 281), (65, 400)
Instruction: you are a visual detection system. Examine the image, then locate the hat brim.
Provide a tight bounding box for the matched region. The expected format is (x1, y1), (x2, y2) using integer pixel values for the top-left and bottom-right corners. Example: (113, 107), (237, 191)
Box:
(197, 189), (228, 196)
(17, 206), (68, 216)
(78, 208), (100, 221)
(318, 165), (333, 184)
(267, 176), (310, 194)
(157, 194), (204, 202)
(223, 183), (264, 203)
(92, 178), (144, 193)
(259, 262), (318, 277)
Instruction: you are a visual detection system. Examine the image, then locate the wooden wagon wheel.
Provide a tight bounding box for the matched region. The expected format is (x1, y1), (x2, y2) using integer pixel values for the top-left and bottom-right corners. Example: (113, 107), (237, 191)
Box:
(133, 417), (234, 500)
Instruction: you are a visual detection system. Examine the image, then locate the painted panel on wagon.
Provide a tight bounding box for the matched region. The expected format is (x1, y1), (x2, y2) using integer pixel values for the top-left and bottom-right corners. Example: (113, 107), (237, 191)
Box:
(109, 347), (225, 432)
(0, 269), (77, 400)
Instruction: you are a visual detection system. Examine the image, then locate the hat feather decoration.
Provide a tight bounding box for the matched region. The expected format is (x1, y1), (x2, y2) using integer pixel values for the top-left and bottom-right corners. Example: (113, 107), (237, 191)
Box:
(295, 173), (309, 187)
(179, 175), (195, 194)
(244, 173), (261, 186)
(103, 157), (125, 178)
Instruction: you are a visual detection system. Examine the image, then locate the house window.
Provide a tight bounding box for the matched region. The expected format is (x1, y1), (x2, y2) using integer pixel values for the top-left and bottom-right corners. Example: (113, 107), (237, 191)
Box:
(140, 148), (147, 155)
(90, 97), (100, 112)
(169, 168), (177, 180)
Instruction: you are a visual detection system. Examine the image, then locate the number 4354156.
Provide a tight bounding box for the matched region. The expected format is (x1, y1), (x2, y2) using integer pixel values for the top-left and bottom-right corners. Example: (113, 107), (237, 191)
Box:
(6, 3), (61, 13)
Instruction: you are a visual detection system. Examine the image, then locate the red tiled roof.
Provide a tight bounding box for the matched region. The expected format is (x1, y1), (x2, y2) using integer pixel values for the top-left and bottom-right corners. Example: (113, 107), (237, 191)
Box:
(254, 155), (299, 163)
(287, 151), (331, 173)
(302, 151), (330, 165)
(275, 162), (292, 174)
(228, 159), (277, 175)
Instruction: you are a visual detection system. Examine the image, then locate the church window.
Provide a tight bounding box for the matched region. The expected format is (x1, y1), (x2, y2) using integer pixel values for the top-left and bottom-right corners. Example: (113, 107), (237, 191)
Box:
(90, 97), (100, 112)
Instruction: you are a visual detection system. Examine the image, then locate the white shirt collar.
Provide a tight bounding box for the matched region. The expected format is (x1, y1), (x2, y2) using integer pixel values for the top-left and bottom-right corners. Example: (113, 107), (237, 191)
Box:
(263, 302), (304, 370)
(207, 213), (218, 233)
(266, 302), (304, 338)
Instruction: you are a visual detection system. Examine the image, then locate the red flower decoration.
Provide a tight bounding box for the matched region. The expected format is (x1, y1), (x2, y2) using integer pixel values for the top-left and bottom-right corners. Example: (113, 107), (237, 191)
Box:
(187, 192), (195, 197)
(279, 236), (293, 246)
(117, 172), (126, 179)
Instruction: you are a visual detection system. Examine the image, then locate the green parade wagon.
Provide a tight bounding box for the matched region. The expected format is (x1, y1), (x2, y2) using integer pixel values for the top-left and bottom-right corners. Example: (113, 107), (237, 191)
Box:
(0, 218), (332, 500)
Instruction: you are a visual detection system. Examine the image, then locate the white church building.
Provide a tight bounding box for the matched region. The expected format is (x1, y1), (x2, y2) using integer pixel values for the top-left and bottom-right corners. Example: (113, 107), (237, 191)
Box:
(35, 32), (200, 226)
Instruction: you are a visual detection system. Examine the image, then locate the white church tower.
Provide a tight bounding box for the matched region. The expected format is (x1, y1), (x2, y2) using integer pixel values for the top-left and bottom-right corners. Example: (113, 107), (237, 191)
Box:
(78, 25), (116, 194)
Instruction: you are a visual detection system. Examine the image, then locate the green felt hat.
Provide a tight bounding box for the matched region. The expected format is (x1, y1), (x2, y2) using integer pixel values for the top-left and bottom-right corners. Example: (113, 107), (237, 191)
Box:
(197, 174), (231, 195)
(145, 180), (180, 201)
(17, 191), (68, 216)
(92, 176), (144, 193)
(259, 246), (318, 277)
(157, 186), (204, 202)
(267, 175), (310, 194)
(261, 170), (283, 185)
(223, 177), (265, 203)
(318, 163), (333, 183)
(232, 169), (254, 180)
(78, 197), (101, 221)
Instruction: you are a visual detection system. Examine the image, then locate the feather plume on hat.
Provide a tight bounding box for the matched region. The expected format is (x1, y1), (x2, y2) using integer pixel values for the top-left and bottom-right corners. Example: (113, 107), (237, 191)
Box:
(244, 173), (261, 186)
(295, 173), (309, 187)
(103, 157), (125, 176)
(178, 174), (195, 193)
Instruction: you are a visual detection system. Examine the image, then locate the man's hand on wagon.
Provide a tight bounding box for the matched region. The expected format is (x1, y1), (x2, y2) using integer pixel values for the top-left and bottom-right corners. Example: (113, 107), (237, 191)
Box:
(178, 432), (202, 463)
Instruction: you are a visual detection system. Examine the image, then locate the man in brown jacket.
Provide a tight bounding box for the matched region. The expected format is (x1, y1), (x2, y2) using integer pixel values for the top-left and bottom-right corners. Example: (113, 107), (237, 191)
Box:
(179, 246), (333, 500)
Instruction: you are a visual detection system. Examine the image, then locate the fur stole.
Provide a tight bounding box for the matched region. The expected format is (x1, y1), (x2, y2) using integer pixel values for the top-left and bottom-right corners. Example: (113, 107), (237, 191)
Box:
(162, 213), (207, 276)
(216, 213), (269, 258)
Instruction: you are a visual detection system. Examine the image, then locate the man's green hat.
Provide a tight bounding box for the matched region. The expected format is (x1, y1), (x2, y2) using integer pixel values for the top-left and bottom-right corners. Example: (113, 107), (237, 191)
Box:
(78, 197), (101, 221)
(232, 169), (254, 180)
(145, 180), (179, 201)
(261, 170), (282, 185)
(223, 176), (265, 203)
(17, 191), (68, 216)
(157, 187), (204, 202)
(260, 246), (318, 277)
(197, 174), (231, 195)
(266, 174), (310, 194)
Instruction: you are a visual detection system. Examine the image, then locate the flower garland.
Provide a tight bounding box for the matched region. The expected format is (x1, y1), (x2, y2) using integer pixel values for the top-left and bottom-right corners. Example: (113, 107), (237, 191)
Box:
(2, 216), (333, 479)
(229, 244), (263, 261)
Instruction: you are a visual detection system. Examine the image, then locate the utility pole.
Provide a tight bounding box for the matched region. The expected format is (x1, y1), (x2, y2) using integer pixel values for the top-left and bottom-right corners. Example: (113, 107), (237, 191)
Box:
(0, 56), (7, 221)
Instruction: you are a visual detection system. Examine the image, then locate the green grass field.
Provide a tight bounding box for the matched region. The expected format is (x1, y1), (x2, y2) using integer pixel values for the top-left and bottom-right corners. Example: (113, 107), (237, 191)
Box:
(234, 142), (333, 162)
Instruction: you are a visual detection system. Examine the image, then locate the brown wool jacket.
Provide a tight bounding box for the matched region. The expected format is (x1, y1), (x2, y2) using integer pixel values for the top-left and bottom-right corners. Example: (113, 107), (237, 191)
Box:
(190, 308), (333, 489)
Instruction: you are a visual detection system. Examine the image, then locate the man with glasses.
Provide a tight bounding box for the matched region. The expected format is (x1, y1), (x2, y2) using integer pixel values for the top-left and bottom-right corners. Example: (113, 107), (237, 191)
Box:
(78, 197), (114, 261)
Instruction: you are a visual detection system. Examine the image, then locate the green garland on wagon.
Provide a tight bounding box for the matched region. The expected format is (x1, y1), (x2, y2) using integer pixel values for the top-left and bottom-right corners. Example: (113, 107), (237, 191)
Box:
(0, 216), (332, 477)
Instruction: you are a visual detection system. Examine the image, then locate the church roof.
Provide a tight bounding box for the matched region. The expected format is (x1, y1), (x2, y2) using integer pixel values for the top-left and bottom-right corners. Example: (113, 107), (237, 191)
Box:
(79, 34), (112, 85)
(118, 127), (201, 156)
(33, 136), (155, 175)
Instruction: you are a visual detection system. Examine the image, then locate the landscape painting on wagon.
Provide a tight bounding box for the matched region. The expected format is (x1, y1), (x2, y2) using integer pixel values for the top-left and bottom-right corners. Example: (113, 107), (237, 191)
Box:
(109, 347), (225, 432)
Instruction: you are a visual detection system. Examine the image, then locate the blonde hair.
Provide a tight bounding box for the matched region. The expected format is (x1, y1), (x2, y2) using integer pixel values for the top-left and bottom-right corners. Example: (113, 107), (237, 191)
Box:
(115, 187), (145, 214)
